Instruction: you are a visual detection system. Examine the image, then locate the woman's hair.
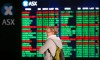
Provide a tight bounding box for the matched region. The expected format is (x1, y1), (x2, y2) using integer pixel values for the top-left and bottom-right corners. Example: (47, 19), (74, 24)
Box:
(47, 26), (58, 35)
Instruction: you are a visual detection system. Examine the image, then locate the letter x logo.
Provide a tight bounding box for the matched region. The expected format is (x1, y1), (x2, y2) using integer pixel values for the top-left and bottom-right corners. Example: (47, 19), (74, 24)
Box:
(4, 6), (13, 15)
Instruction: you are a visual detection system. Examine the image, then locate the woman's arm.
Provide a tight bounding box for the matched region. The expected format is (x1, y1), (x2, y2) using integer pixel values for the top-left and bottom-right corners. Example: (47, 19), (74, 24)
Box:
(39, 39), (52, 54)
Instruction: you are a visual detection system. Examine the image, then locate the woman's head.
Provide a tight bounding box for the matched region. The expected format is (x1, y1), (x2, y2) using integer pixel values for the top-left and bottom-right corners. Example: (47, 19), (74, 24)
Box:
(46, 26), (58, 37)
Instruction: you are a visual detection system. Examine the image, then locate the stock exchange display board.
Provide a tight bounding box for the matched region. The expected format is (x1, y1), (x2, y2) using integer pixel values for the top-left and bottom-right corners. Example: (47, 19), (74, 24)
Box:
(21, 0), (99, 58)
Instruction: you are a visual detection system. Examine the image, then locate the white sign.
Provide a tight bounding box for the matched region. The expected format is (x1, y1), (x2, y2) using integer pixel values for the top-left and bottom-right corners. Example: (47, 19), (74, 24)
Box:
(23, 1), (37, 7)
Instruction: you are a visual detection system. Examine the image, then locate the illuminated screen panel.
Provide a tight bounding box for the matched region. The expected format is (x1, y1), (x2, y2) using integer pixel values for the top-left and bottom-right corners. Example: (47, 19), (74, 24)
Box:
(21, 0), (99, 58)
(76, 8), (99, 57)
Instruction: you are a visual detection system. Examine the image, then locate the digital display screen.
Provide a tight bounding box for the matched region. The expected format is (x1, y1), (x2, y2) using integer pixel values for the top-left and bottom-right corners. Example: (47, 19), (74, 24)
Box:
(21, 0), (99, 58)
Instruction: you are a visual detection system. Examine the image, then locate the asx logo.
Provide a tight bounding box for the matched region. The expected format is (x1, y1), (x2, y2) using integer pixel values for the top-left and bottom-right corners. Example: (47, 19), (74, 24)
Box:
(4, 6), (13, 15)
(1, 3), (14, 16)
(22, 1), (37, 7)
(1, 3), (15, 25)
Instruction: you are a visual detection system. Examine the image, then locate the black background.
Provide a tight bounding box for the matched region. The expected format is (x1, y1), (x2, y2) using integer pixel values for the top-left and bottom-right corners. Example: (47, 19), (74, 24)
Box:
(0, 0), (21, 59)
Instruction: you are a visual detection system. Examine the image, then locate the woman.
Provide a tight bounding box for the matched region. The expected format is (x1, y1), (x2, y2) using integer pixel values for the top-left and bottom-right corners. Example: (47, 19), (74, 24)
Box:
(39, 26), (62, 60)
